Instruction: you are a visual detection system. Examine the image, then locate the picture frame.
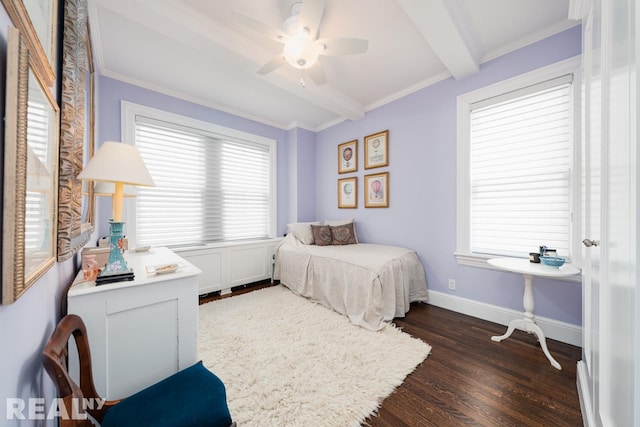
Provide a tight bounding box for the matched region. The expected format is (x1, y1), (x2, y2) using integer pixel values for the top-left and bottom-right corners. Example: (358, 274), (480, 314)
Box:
(57, 0), (96, 261)
(338, 139), (357, 174)
(1, 0), (58, 87)
(364, 130), (389, 169)
(338, 177), (358, 209)
(364, 172), (389, 208)
(3, 27), (60, 304)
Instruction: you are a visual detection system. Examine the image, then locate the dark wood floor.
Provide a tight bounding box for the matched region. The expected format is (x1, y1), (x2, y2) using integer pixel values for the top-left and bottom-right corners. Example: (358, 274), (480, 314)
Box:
(200, 283), (583, 427)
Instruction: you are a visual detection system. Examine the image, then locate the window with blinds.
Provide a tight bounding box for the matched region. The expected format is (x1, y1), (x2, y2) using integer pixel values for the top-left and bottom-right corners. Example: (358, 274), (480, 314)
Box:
(133, 117), (274, 247)
(468, 75), (573, 258)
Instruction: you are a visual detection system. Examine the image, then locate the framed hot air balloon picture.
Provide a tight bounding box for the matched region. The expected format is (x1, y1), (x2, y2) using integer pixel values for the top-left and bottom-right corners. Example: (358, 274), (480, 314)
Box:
(364, 172), (389, 208)
(338, 139), (357, 174)
(338, 177), (357, 208)
(364, 130), (389, 169)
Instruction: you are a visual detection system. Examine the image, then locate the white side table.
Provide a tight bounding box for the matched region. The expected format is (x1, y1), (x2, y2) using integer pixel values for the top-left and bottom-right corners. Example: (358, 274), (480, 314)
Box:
(487, 257), (580, 370)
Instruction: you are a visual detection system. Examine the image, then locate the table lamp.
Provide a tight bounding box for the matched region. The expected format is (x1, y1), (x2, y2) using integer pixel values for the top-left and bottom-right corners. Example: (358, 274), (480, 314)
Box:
(93, 181), (139, 197)
(92, 181), (139, 218)
(77, 141), (154, 284)
(82, 181), (138, 222)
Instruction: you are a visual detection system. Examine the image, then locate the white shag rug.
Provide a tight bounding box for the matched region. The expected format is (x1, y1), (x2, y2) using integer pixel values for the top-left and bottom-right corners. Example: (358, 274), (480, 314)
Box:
(198, 285), (431, 427)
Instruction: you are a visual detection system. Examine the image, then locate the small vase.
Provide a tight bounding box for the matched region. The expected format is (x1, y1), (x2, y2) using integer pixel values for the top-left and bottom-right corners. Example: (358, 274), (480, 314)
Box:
(82, 255), (99, 281)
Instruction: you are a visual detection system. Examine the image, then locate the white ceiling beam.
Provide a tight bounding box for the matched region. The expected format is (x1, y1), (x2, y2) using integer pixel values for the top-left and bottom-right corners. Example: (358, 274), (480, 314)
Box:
(396, 0), (480, 80)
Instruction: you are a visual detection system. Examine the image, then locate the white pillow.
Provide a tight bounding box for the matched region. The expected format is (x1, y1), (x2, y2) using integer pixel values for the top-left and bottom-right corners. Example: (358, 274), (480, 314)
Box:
(324, 218), (359, 242)
(286, 222), (321, 245)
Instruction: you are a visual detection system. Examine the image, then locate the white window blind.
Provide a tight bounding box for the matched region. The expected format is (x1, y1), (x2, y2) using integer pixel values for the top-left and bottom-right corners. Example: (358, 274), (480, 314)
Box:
(25, 95), (53, 252)
(133, 117), (272, 247)
(469, 75), (573, 258)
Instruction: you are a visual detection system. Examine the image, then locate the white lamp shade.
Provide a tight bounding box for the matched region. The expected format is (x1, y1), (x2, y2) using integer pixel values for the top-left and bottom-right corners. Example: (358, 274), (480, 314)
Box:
(77, 141), (155, 186)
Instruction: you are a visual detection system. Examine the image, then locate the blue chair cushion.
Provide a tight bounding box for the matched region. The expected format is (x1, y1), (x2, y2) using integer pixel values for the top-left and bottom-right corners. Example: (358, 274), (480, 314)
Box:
(101, 361), (233, 427)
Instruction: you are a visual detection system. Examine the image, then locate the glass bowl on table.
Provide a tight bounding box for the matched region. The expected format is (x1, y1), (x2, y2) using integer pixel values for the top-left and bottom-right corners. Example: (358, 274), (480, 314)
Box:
(540, 256), (566, 267)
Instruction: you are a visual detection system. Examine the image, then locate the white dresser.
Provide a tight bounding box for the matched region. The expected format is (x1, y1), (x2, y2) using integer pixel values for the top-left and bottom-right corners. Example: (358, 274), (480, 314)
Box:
(67, 247), (201, 400)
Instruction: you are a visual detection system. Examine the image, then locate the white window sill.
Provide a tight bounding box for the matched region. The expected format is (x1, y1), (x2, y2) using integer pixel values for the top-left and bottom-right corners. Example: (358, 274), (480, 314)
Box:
(172, 237), (283, 253)
(454, 251), (583, 283)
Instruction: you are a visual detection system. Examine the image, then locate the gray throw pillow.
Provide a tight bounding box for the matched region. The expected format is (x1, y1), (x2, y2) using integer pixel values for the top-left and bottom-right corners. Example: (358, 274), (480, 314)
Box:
(330, 223), (357, 245)
(311, 225), (333, 246)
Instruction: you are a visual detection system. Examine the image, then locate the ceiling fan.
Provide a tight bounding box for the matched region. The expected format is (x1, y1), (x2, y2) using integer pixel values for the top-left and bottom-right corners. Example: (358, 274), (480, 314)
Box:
(232, 0), (369, 86)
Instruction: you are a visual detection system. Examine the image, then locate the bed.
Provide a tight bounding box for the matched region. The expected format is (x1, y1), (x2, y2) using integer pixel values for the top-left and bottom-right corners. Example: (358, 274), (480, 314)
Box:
(274, 225), (429, 331)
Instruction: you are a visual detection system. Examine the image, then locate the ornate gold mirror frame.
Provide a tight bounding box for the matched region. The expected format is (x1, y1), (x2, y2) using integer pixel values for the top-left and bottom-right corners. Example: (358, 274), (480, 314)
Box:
(2, 27), (60, 304)
(0, 0), (58, 87)
(57, 0), (95, 261)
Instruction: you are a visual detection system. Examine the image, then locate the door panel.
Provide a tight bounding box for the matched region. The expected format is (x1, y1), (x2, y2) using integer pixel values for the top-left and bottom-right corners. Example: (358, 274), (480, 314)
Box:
(582, 3), (602, 424)
(581, 0), (637, 425)
(601, 0), (634, 423)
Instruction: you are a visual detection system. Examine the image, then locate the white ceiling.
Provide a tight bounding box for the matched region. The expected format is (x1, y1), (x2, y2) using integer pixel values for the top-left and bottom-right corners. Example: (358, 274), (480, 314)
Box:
(88, 0), (577, 131)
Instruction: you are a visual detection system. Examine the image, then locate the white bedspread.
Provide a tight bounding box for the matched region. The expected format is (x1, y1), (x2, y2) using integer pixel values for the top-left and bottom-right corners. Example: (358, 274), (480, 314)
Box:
(274, 234), (428, 330)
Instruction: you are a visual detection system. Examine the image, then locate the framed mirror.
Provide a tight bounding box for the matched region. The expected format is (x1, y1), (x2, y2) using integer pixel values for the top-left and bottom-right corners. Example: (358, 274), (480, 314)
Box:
(57, 0), (95, 261)
(2, 27), (60, 304)
(0, 0), (58, 87)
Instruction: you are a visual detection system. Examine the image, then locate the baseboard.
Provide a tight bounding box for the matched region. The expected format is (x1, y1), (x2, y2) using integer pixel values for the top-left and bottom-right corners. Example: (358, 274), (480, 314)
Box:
(426, 290), (582, 347)
(576, 361), (593, 427)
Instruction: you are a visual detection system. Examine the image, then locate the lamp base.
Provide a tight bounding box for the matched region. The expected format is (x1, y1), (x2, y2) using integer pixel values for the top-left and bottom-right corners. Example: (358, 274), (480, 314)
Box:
(96, 220), (135, 285)
(96, 270), (135, 285)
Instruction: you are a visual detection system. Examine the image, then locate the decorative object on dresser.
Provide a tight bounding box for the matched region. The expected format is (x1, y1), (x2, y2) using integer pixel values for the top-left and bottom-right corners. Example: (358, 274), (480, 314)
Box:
(364, 129), (389, 169)
(81, 246), (110, 271)
(77, 141), (155, 284)
(44, 314), (236, 427)
(199, 285), (430, 427)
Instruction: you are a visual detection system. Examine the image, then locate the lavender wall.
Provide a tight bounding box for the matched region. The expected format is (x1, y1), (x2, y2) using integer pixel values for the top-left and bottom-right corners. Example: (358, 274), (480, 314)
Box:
(285, 127), (316, 223)
(0, 7), (78, 426)
(315, 26), (583, 325)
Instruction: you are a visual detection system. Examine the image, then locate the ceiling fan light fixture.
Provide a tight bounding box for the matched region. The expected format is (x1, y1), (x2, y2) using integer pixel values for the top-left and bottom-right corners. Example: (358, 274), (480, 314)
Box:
(283, 30), (321, 69)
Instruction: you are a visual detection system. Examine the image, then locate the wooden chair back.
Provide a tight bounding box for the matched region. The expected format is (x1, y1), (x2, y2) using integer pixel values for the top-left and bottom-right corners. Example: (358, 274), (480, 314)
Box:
(42, 314), (118, 426)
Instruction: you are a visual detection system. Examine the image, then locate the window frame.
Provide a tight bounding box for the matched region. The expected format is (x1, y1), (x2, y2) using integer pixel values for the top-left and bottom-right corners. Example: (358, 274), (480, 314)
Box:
(455, 56), (582, 269)
(121, 101), (277, 248)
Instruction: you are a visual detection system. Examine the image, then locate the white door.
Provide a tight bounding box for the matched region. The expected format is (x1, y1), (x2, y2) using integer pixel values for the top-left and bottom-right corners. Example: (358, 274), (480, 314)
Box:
(579, 0), (637, 425)
(580, 3), (602, 425)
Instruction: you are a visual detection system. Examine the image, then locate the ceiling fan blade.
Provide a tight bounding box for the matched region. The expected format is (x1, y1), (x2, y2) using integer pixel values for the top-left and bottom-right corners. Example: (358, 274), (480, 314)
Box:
(257, 55), (287, 75)
(317, 38), (369, 56)
(299, 0), (326, 38)
(231, 9), (287, 43)
(306, 61), (327, 86)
